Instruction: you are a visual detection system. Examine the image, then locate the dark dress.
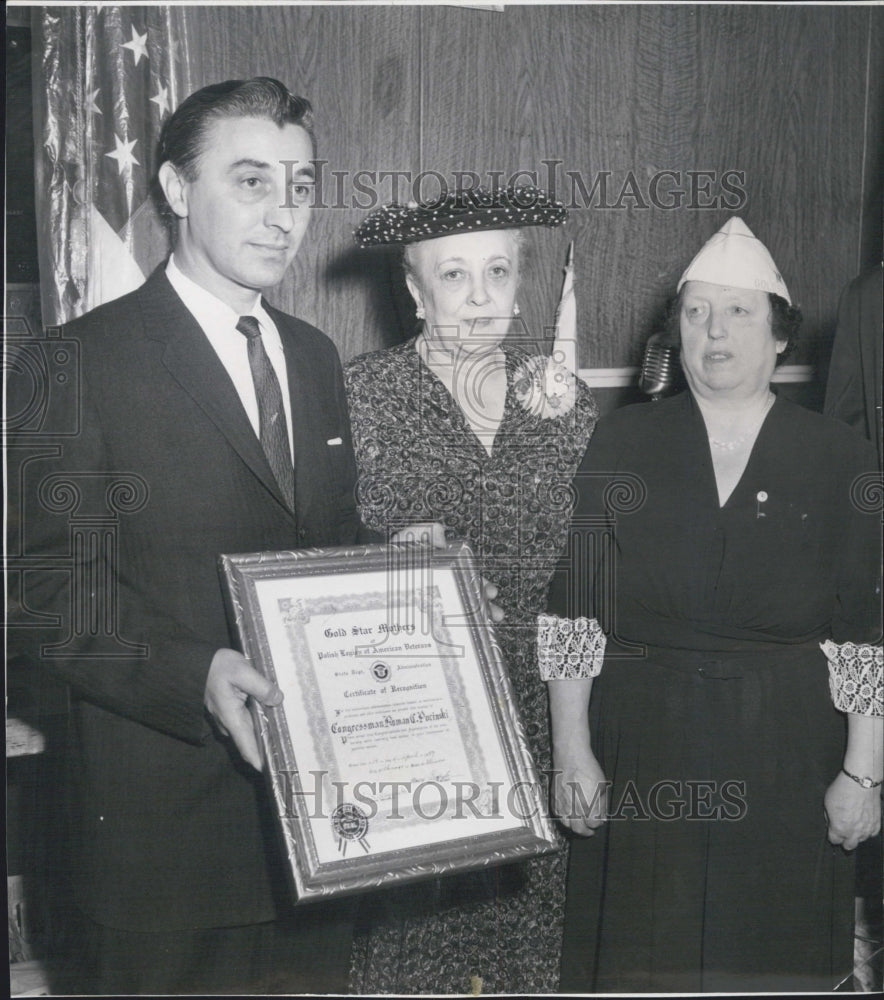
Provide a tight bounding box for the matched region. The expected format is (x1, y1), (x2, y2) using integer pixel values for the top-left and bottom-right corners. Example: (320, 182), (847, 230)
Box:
(344, 338), (598, 994)
(547, 390), (882, 993)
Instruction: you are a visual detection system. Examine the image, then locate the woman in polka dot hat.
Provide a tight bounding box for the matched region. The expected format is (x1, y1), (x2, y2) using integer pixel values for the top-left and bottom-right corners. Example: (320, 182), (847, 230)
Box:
(346, 186), (599, 994)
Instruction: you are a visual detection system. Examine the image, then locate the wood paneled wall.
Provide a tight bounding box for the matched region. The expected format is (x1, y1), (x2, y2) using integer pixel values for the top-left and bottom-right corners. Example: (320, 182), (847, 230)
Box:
(164, 5), (882, 370)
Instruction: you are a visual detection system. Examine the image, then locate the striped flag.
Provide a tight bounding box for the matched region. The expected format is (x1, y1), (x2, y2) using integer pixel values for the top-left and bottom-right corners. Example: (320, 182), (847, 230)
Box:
(34, 4), (190, 326)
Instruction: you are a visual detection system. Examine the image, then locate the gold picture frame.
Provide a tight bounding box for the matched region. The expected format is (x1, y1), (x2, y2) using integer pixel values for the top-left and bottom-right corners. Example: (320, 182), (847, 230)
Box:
(219, 539), (558, 903)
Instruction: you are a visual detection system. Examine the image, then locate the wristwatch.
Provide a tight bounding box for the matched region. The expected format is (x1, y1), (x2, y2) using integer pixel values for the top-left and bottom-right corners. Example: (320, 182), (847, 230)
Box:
(841, 767), (883, 789)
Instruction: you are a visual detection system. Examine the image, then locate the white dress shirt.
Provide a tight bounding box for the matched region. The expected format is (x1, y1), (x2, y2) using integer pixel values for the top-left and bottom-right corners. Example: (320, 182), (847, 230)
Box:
(166, 256), (294, 462)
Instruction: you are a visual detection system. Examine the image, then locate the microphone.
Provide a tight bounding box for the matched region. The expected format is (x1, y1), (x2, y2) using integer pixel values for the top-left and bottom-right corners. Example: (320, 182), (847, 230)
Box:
(638, 332), (678, 399)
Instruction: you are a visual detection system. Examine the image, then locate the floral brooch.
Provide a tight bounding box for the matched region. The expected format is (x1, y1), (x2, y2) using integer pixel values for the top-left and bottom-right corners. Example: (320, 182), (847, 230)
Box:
(513, 353), (578, 419)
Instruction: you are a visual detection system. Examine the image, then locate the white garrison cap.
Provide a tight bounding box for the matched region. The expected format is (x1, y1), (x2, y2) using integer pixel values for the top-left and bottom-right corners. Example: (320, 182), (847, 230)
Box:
(677, 217), (791, 304)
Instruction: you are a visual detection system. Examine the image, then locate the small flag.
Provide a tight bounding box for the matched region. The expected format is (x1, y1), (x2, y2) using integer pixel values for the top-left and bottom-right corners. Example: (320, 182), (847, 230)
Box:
(552, 240), (577, 374)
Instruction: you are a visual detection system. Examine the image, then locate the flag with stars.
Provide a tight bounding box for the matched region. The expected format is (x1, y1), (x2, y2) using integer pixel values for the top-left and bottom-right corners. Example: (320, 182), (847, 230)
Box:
(34, 5), (191, 325)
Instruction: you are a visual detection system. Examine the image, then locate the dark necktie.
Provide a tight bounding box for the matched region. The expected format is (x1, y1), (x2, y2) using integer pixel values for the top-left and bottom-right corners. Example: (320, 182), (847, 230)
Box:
(236, 315), (295, 510)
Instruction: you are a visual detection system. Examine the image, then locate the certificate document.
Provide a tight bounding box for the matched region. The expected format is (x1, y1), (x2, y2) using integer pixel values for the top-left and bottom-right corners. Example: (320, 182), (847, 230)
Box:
(221, 541), (557, 902)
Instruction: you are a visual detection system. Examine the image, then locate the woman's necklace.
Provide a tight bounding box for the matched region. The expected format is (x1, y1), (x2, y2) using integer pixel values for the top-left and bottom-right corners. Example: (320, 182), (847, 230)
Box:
(707, 392), (775, 452)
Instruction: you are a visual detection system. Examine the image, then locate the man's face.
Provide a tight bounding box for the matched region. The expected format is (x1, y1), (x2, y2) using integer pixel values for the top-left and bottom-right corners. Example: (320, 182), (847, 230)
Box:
(164, 116), (314, 311)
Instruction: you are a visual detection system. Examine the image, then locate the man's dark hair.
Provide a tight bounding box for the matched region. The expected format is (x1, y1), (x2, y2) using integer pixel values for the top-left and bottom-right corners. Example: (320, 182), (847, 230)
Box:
(159, 76), (314, 181)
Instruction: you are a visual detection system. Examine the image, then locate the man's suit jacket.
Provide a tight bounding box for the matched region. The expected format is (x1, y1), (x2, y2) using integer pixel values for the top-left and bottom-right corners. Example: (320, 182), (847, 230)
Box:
(824, 262), (883, 470)
(16, 266), (364, 931)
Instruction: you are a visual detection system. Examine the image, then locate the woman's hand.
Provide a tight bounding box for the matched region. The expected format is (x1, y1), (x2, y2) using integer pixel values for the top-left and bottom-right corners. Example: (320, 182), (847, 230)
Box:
(389, 521), (504, 621)
(389, 521), (447, 548)
(824, 770), (882, 851)
(550, 743), (609, 838)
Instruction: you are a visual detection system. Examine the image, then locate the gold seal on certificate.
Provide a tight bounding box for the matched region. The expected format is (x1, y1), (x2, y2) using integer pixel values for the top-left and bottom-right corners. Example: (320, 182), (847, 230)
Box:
(220, 540), (558, 903)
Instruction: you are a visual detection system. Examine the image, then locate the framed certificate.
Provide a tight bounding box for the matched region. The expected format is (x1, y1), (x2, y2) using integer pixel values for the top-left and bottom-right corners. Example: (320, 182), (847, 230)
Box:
(219, 540), (558, 903)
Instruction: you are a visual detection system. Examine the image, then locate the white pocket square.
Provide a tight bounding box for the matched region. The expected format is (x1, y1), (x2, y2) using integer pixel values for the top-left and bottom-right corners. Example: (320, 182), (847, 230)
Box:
(327, 437), (343, 446)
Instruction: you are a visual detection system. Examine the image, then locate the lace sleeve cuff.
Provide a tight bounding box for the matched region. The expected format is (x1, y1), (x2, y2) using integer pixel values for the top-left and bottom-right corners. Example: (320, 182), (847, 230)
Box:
(821, 640), (884, 717)
(537, 614), (606, 680)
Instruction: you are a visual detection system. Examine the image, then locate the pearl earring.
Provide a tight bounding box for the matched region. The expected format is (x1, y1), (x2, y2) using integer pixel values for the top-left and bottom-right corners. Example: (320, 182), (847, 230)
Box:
(513, 302), (520, 316)
(416, 305), (426, 320)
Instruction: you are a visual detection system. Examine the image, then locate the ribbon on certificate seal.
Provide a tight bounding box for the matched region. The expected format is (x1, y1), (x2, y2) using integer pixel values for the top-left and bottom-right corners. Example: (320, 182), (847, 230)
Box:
(332, 802), (371, 856)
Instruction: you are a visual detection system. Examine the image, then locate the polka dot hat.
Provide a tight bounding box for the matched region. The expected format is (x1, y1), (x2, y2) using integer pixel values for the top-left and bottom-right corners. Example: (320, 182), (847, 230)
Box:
(354, 184), (567, 247)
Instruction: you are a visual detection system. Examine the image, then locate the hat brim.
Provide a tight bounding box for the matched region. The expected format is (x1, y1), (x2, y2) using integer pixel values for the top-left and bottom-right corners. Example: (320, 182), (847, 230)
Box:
(354, 187), (567, 248)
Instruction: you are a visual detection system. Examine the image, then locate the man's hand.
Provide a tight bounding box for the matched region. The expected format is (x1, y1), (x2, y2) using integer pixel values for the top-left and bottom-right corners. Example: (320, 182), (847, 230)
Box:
(204, 649), (283, 770)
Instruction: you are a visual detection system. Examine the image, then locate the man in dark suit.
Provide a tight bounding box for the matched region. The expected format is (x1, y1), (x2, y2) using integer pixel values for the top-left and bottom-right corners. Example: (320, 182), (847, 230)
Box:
(824, 263), (883, 469)
(12, 78), (363, 994)
(824, 262), (884, 988)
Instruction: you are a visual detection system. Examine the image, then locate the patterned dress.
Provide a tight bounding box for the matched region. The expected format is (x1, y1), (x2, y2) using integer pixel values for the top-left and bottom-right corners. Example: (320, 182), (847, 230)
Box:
(344, 337), (597, 994)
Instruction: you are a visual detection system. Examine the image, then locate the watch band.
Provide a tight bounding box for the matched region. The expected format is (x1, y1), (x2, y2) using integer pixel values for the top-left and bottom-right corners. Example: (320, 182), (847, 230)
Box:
(841, 767), (883, 790)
